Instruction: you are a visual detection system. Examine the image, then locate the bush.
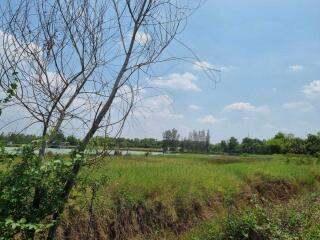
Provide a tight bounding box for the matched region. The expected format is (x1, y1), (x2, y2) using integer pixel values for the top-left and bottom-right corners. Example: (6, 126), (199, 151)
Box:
(0, 144), (73, 238)
(222, 209), (271, 240)
(197, 193), (320, 240)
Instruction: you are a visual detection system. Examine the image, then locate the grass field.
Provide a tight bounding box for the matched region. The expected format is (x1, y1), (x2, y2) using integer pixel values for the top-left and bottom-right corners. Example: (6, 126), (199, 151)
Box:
(80, 154), (319, 202)
(56, 153), (320, 239)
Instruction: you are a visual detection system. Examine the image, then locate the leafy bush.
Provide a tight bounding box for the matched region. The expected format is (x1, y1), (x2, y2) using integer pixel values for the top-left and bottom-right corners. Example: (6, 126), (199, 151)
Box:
(0, 144), (73, 238)
(190, 193), (320, 240)
(222, 208), (272, 240)
(0, 141), (15, 164)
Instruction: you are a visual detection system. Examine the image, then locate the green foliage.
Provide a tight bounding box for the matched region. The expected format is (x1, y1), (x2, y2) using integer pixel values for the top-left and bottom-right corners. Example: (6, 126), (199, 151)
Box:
(285, 155), (320, 165)
(48, 130), (66, 148)
(88, 136), (163, 151)
(223, 212), (258, 239)
(305, 133), (320, 155)
(227, 137), (240, 154)
(66, 135), (79, 146)
(185, 193), (320, 240)
(211, 132), (320, 156)
(162, 128), (180, 152)
(0, 140), (15, 164)
(188, 220), (221, 240)
(0, 144), (74, 237)
(241, 138), (270, 154)
(0, 70), (19, 116)
(75, 153), (320, 239)
(0, 218), (54, 240)
(1, 131), (319, 157)
(1, 146), (320, 239)
(0, 133), (39, 146)
(0, 132), (80, 147)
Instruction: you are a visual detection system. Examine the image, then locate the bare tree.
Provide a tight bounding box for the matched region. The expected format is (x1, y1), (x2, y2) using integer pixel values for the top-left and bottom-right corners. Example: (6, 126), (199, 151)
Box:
(0, 0), (213, 238)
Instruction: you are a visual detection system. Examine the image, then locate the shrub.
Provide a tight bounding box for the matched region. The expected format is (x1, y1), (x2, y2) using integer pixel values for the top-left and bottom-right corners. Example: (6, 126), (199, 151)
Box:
(201, 193), (320, 240)
(0, 144), (73, 238)
(222, 209), (271, 240)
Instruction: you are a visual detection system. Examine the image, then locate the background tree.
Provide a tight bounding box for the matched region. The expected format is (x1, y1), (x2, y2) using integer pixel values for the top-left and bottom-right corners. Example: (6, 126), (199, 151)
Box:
(48, 130), (65, 148)
(227, 137), (239, 154)
(220, 140), (228, 153)
(162, 128), (180, 152)
(305, 133), (320, 155)
(66, 135), (78, 147)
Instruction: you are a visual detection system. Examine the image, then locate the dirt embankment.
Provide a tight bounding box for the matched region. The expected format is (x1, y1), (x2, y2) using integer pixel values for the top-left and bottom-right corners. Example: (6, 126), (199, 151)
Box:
(57, 197), (209, 240)
(253, 180), (297, 201)
(55, 179), (312, 240)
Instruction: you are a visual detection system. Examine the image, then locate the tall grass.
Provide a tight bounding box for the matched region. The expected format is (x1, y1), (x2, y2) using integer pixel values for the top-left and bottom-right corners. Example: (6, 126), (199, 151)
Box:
(78, 154), (320, 207)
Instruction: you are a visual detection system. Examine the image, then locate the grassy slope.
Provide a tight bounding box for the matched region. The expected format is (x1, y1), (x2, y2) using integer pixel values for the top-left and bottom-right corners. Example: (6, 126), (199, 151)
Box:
(63, 154), (320, 239)
(80, 154), (319, 203)
(181, 191), (320, 240)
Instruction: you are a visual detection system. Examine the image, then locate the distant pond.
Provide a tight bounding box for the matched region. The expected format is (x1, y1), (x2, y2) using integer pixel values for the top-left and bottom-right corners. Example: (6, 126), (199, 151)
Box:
(4, 147), (164, 156)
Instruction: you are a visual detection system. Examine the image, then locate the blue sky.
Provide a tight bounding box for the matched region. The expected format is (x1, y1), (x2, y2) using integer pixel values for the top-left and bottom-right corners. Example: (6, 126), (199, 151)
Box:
(0, 0), (319, 143)
(123, 0), (320, 142)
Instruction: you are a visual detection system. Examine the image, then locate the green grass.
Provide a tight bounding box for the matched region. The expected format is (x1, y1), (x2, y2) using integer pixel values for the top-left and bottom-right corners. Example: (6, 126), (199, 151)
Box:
(3, 152), (316, 238)
(182, 192), (320, 240)
(79, 154), (320, 204)
(67, 153), (319, 239)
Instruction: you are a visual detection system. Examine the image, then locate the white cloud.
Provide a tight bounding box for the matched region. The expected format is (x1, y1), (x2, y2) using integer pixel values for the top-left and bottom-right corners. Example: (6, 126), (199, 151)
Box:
(303, 80), (320, 98)
(135, 31), (151, 45)
(224, 102), (271, 114)
(0, 30), (42, 60)
(197, 115), (223, 125)
(152, 72), (201, 92)
(193, 61), (236, 72)
(136, 95), (184, 120)
(225, 102), (254, 111)
(282, 101), (314, 112)
(193, 61), (213, 70)
(289, 65), (304, 72)
(189, 104), (201, 110)
(44, 71), (68, 90)
(128, 31), (151, 45)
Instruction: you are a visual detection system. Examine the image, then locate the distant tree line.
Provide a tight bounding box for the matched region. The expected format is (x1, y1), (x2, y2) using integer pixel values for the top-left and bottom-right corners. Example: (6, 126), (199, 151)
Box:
(0, 133), (39, 145)
(211, 132), (320, 156)
(89, 129), (211, 153)
(1, 131), (320, 156)
(0, 132), (79, 147)
(161, 129), (210, 153)
(161, 130), (320, 155)
(89, 136), (163, 150)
